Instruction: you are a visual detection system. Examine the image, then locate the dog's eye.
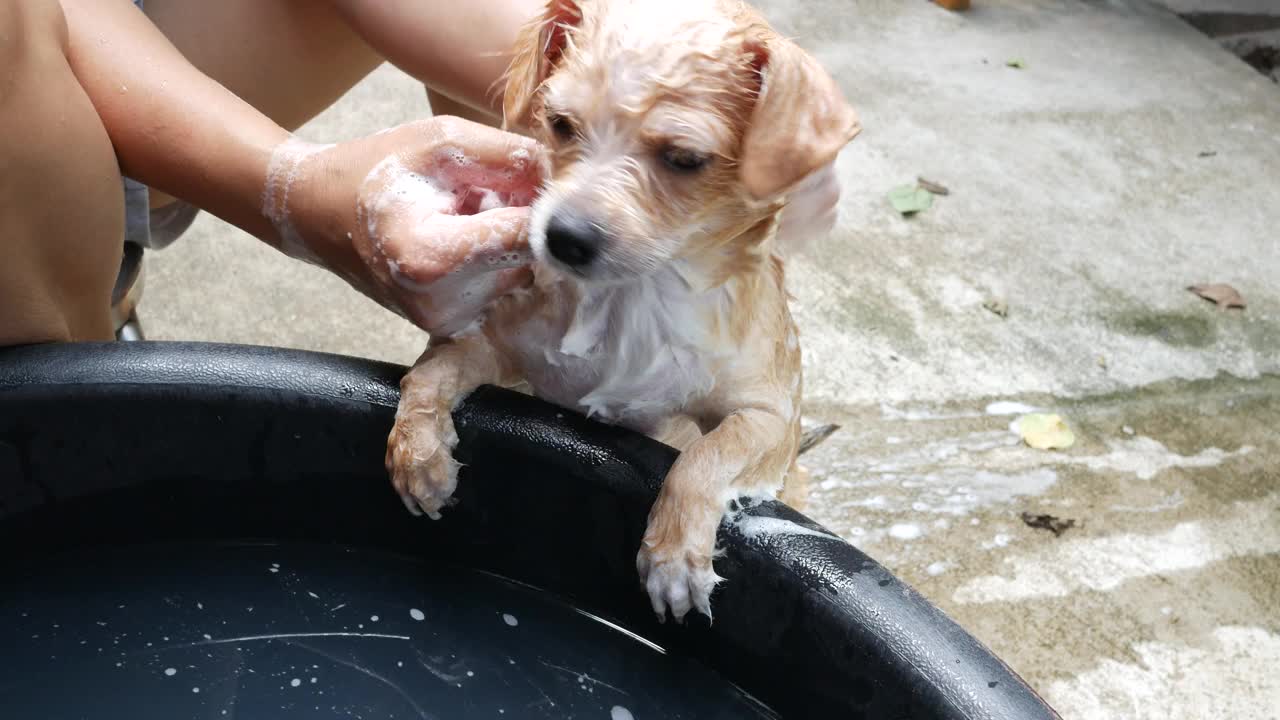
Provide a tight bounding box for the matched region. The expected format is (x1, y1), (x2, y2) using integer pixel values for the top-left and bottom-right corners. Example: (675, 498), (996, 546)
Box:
(548, 113), (577, 142)
(660, 147), (710, 174)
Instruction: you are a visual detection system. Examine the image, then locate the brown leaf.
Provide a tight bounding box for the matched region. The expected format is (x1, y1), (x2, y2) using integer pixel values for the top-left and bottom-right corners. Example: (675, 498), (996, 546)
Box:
(1187, 283), (1246, 309)
(983, 298), (1009, 318)
(1020, 511), (1076, 537)
(798, 423), (840, 456)
(917, 177), (951, 196)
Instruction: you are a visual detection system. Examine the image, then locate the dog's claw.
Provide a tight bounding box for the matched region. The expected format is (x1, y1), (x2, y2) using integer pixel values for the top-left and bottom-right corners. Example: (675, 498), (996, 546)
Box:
(401, 493), (424, 517)
(690, 581), (714, 623)
(387, 402), (461, 519)
(637, 545), (721, 624)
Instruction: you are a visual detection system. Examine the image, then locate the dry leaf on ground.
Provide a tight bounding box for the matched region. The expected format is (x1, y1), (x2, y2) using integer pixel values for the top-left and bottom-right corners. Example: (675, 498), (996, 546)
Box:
(798, 423), (840, 456)
(1187, 283), (1246, 309)
(983, 298), (1009, 318)
(917, 177), (951, 196)
(1016, 413), (1075, 450)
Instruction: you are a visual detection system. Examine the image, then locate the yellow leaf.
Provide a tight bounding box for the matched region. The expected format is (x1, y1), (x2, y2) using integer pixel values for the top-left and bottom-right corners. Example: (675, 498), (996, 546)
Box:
(1017, 413), (1075, 450)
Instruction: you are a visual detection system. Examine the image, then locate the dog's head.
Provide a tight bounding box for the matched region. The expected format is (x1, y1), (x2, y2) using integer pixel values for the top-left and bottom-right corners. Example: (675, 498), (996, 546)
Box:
(502, 0), (860, 286)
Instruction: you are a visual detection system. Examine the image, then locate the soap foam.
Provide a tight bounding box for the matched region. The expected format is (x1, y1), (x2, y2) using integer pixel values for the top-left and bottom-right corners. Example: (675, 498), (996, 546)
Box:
(261, 137), (331, 264)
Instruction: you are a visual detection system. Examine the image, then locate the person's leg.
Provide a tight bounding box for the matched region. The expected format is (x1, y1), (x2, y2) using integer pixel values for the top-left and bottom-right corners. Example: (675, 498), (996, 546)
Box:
(142, 0), (384, 135)
(139, 0), (502, 221)
(139, 0), (385, 210)
(0, 0), (125, 345)
(139, 1), (526, 212)
(426, 88), (500, 126)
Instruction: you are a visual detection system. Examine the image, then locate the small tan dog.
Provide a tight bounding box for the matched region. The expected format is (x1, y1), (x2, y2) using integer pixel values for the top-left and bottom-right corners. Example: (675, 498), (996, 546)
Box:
(387, 0), (859, 622)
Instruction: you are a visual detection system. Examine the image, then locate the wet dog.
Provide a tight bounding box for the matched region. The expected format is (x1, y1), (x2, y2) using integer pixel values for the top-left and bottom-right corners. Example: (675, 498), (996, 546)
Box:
(386, 0), (860, 621)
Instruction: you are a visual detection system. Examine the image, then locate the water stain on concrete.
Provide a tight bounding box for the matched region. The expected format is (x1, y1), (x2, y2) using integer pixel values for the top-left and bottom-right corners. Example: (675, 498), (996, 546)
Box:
(1109, 311), (1216, 348)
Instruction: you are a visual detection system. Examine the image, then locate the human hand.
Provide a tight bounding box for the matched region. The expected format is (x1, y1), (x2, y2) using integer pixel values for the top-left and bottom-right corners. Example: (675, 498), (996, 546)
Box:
(262, 116), (546, 336)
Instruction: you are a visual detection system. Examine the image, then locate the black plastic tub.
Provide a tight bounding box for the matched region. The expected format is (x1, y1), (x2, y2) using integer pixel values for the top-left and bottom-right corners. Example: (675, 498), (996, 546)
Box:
(0, 341), (1059, 720)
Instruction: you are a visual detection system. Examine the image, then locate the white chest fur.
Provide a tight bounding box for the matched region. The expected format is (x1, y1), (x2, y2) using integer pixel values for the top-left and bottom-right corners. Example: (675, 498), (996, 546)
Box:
(501, 266), (733, 433)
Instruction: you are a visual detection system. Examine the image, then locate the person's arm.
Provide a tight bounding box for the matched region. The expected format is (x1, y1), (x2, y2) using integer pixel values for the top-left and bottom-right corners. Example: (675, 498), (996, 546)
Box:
(60, 0), (289, 244)
(59, 0), (545, 336)
(326, 0), (542, 120)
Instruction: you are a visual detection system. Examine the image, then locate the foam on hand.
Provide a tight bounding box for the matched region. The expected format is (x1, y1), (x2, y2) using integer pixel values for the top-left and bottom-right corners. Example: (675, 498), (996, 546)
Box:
(261, 136), (333, 264)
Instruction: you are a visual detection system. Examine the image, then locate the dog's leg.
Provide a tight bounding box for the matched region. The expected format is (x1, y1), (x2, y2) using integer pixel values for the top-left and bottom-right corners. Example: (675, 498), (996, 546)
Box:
(652, 415), (703, 452)
(637, 405), (797, 622)
(779, 461), (810, 512)
(386, 334), (509, 518)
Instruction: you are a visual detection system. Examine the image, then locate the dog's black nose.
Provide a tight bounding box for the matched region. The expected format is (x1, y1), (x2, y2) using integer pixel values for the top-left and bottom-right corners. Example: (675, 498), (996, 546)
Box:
(545, 213), (604, 269)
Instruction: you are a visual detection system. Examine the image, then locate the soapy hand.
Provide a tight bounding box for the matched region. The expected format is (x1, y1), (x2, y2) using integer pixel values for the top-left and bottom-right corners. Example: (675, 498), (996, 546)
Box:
(262, 116), (546, 336)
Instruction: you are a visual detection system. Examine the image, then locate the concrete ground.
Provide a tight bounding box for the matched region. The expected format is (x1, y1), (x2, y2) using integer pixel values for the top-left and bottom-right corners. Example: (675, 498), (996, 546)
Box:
(1155, 0), (1280, 83)
(138, 0), (1280, 718)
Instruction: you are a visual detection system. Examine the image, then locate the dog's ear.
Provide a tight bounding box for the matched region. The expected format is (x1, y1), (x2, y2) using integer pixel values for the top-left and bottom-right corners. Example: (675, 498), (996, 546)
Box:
(502, 0), (583, 131)
(738, 33), (861, 201)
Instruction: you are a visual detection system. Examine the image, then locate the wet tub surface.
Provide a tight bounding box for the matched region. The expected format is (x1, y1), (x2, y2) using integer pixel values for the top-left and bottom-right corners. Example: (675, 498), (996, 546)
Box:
(0, 542), (775, 720)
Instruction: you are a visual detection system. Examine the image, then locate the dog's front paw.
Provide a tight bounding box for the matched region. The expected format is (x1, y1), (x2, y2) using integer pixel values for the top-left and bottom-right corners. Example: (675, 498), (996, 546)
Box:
(636, 542), (723, 624)
(385, 401), (461, 519)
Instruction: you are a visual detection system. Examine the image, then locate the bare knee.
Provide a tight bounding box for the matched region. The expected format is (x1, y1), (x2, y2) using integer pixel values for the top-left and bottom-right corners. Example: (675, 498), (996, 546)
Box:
(0, 0), (125, 345)
(426, 87), (501, 127)
(144, 0), (382, 131)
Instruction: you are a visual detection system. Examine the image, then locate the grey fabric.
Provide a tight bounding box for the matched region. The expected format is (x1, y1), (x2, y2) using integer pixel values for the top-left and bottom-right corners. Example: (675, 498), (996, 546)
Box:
(147, 196), (201, 249)
(121, 177), (152, 248)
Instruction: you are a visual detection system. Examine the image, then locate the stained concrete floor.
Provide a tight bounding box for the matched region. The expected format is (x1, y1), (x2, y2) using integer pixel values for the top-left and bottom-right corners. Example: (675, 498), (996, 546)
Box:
(138, 1), (1280, 717)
